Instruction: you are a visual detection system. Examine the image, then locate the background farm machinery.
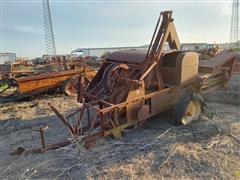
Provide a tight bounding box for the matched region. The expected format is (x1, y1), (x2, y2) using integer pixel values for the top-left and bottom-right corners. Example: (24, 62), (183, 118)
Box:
(194, 44), (240, 74)
(12, 11), (238, 155)
(0, 56), (96, 103)
(195, 44), (224, 60)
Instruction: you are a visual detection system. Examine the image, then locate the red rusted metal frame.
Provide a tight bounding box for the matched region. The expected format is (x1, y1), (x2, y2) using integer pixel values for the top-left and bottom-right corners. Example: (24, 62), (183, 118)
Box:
(62, 99), (121, 134)
(11, 140), (72, 155)
(48, 103), (75, 136)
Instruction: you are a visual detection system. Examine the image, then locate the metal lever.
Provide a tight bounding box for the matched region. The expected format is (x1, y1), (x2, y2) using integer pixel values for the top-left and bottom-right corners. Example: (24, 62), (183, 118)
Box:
(33, 123), (48, 149)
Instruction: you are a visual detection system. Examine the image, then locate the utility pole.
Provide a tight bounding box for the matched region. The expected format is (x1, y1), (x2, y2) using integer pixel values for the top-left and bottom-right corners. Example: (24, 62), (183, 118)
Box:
(230, 0), (239, 49)
(43, 0), (56, 55)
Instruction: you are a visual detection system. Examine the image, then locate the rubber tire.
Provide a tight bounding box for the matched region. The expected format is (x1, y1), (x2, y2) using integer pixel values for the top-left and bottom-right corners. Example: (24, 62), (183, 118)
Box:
(173, 94), (203, 125)
(172, 94), (191, 125)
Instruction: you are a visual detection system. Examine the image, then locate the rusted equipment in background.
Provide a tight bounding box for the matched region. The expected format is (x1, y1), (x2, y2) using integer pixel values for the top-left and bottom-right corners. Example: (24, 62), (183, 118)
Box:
(14, 11), (238, 154)
(194, 44), (240, 74)
(197, 44), (224, 60)
(0, 62), (35, 78)
(0, 56), (96, 103)
(195, 46), (240, 73)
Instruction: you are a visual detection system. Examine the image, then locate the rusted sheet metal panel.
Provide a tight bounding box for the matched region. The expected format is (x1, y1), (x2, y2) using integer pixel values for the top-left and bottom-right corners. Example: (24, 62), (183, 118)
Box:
(16, 69), (81, 94)
(16, 67), (96, 94)
(17, 70), (78, 93)
(17, 73), (76, 94)
(107, 50), (147, 64)
(16, 69), (80, 82)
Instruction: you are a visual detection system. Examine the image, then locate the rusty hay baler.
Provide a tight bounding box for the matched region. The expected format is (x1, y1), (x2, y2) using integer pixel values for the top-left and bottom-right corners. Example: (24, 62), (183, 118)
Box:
(13, 11), (238, 154)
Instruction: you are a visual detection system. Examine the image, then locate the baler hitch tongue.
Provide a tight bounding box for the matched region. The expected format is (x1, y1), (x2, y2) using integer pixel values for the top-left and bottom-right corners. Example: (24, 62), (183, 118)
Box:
(10, 122), (71, 155)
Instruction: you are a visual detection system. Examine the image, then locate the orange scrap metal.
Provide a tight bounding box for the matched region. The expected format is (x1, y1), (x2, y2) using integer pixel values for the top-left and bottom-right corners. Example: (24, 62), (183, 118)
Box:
(16, 68), (96, 94)
(0, 57), (97, 103)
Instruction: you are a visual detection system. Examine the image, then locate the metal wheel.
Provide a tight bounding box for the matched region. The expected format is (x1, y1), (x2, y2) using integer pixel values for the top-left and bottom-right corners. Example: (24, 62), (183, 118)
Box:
(104, 64), (129, 93)
(65, 80), (77, 96)
(180, 99), (201, 125)
(64, 76), (91, 97)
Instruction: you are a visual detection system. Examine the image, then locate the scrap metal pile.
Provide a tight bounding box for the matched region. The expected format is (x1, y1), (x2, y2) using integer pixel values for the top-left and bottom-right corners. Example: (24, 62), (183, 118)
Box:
(12, 11), (238, 155)
(195, 45), (240, 74)
(0, 56), (96, 103)
(196, 44), (224, 60)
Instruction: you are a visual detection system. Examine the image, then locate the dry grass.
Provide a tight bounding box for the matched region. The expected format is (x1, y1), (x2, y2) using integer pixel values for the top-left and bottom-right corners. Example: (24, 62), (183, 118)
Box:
(0, 75), (239, 179)
(86, 132), (240, 180)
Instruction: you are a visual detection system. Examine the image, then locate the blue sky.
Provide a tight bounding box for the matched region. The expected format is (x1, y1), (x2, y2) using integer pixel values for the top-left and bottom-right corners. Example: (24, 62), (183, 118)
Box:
(0, 0), (233, 58)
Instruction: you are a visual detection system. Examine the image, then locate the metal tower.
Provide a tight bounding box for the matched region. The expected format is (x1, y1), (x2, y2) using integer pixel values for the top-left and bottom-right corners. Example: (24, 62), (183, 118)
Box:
(43, 0), (56, 55)
(230, 0), (239, 48)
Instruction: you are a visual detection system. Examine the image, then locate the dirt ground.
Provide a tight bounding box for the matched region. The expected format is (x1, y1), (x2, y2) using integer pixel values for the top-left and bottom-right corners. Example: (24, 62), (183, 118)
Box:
(0, 75), (239, 180)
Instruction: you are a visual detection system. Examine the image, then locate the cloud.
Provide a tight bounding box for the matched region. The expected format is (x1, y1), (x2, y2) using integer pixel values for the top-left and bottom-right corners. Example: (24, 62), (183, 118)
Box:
(14, 26), (43, 34)
(2, 25), (62, 36)
(1, 25), (43, 35)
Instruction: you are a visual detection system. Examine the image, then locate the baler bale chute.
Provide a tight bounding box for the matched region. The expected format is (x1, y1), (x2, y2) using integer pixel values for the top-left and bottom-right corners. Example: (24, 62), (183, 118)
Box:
(12, 11), (238, 154)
